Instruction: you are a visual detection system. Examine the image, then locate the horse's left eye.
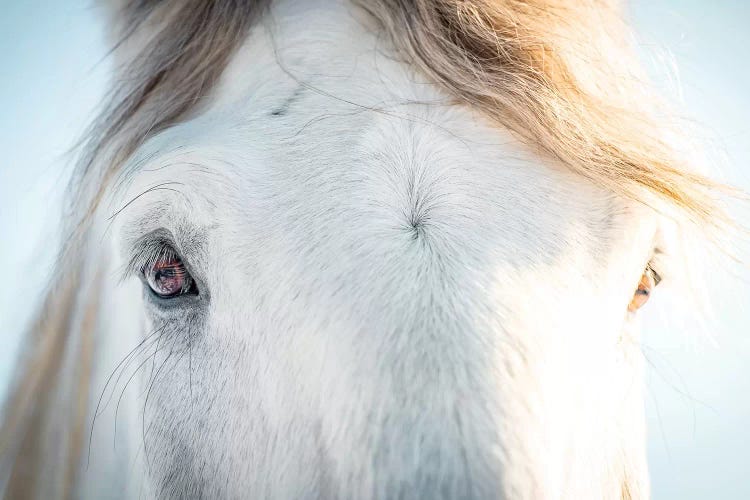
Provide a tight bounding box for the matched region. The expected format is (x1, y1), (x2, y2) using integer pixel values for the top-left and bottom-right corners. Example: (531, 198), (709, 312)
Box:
(628, 264), (661, 312)
(144, 254), (197, 299)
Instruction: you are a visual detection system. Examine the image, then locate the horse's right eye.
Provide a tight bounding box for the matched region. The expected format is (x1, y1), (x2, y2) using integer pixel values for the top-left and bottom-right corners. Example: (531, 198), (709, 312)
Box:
(143, 253), (197, 299)
(627, 263), (661, 312)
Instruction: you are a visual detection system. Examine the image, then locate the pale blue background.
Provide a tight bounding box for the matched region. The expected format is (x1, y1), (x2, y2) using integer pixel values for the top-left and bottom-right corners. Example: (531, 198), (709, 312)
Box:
(1, 1), (748, 498)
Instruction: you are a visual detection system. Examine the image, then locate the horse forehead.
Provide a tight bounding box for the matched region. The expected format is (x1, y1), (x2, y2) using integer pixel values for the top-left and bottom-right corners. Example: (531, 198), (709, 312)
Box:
(119, 0), (629, 282)
(174, 92), (597, 243)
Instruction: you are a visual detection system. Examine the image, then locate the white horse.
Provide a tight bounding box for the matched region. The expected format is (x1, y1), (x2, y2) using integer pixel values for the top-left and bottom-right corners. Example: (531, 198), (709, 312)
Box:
(0, 1), (733, 498)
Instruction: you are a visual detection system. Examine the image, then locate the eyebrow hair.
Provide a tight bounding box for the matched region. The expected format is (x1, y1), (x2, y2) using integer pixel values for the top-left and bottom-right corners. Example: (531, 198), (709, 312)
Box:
(118, 191), (208, 240)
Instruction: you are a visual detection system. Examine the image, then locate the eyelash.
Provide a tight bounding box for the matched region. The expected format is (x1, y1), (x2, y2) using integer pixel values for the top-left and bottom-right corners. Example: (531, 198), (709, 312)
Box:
(126, 238), (199, 300)
(125, 238), (178, 278)
(645, 261), (662, 286)
(647, 249), (668, 286)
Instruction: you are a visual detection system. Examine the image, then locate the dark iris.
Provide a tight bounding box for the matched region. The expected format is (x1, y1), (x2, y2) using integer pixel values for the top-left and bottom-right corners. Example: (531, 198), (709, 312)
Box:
(145, 255), (197, 298)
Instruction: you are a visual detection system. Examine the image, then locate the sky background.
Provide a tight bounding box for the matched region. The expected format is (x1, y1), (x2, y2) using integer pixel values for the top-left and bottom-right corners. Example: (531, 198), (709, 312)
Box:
(0, 1), (748, 498)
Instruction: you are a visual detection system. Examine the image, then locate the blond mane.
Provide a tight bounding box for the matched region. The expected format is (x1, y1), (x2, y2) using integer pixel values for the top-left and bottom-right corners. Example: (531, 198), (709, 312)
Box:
(1, 1), (736, 497)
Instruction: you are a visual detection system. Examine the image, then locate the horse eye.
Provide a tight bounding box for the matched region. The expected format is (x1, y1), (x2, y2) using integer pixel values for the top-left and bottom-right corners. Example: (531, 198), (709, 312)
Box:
(628, 264), (661, 312)
(144, 253), (197, 299)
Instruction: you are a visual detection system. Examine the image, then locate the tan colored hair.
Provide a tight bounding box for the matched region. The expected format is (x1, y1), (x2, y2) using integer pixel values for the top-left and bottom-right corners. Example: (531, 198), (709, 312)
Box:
(362, 0), (737, 225)
(0, 1), (736, 497)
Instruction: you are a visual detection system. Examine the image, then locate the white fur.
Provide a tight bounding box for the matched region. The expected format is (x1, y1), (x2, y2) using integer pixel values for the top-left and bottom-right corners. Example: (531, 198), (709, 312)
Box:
(79, 1), (665, 498)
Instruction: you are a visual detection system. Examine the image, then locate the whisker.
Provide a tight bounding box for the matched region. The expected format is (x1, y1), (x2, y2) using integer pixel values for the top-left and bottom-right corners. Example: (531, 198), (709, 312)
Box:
(141, 328), (183, 470)
(87, 325), (166, 466)
(113, 328), (173, 448)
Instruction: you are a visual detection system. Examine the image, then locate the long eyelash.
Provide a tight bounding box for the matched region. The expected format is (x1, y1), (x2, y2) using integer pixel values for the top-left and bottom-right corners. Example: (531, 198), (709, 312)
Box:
(646, 262), (662, 286)
(122, 238), (179, 283)
(647, 247), (668, 286)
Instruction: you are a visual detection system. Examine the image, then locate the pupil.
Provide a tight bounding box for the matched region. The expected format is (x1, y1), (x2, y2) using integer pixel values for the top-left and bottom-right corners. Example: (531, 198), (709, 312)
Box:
(157, 268), (175, 279)
(154, 266), (182, 295)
